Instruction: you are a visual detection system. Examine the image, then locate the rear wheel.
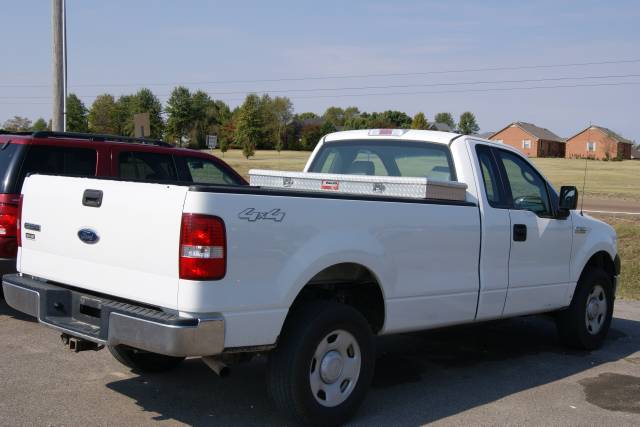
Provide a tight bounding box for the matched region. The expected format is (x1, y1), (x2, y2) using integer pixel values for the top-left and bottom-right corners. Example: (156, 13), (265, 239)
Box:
(108, 345), (185, 373)
(556, 268), (614, 350)
(267, 301), (375, 426)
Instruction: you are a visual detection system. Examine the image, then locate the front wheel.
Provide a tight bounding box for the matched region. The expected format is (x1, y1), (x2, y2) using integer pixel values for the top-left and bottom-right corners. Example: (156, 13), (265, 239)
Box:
(556, 268), (614, 350)
(267, 301), (375, 426)
(108, 345), (185, 373)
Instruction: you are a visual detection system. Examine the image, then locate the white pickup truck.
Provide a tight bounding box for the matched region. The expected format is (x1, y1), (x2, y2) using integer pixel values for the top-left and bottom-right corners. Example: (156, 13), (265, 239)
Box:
(3, 129), (620, 426)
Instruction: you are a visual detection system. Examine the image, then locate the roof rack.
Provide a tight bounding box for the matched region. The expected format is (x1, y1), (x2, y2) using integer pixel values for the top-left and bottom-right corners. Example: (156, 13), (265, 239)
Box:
(0, 130), (34, 136)
(0, 130), (173, 147)
(31, 131), (174, 147)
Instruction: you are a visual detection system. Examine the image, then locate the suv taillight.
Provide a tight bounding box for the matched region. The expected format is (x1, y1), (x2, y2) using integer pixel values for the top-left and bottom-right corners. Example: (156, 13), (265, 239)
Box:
(0, 202), (18, 238)
(179, 213), (226, 281)
(16, 195), (23, 248)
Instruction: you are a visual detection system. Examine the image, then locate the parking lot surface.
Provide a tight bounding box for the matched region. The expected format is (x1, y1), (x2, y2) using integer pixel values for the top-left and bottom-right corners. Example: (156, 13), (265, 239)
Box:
(1, 298), (639, 426)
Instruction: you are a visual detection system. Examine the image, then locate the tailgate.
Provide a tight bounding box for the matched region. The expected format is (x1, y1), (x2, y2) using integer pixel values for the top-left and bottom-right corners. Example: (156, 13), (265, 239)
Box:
(19, 175), (189, 310)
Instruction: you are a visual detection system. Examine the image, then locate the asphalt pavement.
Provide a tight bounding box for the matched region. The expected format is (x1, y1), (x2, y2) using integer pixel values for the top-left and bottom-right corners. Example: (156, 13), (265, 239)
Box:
(1, 298), (639, 426)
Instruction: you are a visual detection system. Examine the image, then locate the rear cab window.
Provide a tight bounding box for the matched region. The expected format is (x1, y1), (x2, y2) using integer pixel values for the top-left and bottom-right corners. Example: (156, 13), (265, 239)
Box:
(308, 140), (456, 181)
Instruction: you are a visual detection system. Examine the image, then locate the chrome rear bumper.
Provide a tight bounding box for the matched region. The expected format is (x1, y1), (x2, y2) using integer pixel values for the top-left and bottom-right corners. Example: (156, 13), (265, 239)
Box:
(2, 274), (224, 357)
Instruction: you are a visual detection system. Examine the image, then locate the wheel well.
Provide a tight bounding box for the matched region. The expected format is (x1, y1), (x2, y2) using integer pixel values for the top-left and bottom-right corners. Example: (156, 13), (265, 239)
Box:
(289, 263), (385, 333)
(582, 251), (615, 282)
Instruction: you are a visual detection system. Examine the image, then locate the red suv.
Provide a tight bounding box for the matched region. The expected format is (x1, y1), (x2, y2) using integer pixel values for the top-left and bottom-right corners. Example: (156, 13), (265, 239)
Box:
(0, 131), (246, 284)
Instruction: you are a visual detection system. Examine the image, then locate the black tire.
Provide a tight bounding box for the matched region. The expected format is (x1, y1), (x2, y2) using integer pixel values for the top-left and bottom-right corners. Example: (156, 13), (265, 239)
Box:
(108, 345), (185, 373)
(556, 268), (614, 350)
(267, 301), (375, 426)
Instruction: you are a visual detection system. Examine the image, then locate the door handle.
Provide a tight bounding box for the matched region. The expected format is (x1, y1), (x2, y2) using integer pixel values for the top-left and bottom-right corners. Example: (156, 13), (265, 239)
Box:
(513, 224), (527, 242)
(82, 189), (103, 207)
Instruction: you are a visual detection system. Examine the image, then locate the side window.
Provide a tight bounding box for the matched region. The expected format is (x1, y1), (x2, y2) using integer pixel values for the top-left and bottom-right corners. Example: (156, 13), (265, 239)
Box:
(497, 150), (551, 216)
(177, 157), (240, 185)
(18, 145), (97, 189)
(118, 151), (177, 181)
(475, 145), (505, 207)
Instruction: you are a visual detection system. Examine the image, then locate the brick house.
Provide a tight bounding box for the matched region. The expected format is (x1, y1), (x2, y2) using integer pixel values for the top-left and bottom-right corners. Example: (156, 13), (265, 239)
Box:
(565, 125), (633, 160)
(489, 122), (565, 157)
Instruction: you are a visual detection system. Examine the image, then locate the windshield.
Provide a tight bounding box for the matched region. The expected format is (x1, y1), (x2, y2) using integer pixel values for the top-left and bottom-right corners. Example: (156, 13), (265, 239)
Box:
(308, 140), (456, 181)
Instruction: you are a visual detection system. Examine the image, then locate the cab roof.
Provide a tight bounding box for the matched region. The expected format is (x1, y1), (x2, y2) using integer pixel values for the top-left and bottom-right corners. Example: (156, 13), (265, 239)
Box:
(322, 129), (505, 148)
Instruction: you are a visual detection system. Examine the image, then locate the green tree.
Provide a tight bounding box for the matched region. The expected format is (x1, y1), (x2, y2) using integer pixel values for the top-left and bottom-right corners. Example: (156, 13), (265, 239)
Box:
(114, 95), (134, 136)
(458, 111), (480, 135)
(322, 107), (345, 126)
(343, 106), (360, 123)
(300, 123), (323, 150)
(411, 112), (429, 129)
(320, 120), (337, 136)
(381, 110), (412, 128)
(434, 112), (456, 130)
(366, 112), (394, 128)
(88, 94), (118, 134)
(218, 118), (235, 157)
(2, 116), (32, 131)
(32, 117), (48, 131)
(130, 88), (164, 138)
(235, 94), (263, 158)
(344, 113), (369, 130)
(190, 90), (219, 148)
(271, 97), (293, 152)
(165, 86), (193, 146)
(65, 94), (88, 132)
(294, 112), (319, 121)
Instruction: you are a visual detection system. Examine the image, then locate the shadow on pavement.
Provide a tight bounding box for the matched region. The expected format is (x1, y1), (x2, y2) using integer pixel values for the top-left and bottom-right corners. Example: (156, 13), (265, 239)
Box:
(105, 313), (640, 426)
(0, 297), (37, 322)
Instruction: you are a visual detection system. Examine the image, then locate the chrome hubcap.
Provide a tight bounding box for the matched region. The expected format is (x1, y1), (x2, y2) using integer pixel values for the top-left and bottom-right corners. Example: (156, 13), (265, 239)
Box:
(585, 285), (607, 335)
(310, 329), (361, 407)
(320, 350), (344, 383)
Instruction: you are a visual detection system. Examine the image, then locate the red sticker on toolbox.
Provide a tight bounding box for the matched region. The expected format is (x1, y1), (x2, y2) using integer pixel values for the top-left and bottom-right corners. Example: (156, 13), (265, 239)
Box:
(320, 180), (339, 191)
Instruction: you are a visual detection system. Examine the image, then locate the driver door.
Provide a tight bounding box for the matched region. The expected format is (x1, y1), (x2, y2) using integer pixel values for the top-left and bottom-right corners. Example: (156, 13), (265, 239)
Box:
(496, 149), (573, 316)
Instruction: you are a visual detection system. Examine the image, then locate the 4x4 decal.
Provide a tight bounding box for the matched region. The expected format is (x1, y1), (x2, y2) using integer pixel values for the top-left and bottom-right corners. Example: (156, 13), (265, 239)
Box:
(238, 208), (286, 222)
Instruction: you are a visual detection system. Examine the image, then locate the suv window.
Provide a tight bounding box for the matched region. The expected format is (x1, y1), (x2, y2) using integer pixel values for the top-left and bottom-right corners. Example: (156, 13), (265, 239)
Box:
(0, 143), (24, 193)
(175, 156), (242, 185)
(496, 149), (551, 216)
(309, 140), (456, 180)
(18, 145), (97, 190)
(118, 151), (177, 181)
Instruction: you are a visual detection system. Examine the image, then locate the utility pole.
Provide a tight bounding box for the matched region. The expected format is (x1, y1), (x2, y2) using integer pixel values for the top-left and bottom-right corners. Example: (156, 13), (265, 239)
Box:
(52, 0), (64, 131)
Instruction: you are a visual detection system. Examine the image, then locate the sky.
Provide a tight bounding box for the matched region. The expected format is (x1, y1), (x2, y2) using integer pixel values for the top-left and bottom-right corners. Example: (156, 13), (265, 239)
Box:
(1, 0), (639, 140)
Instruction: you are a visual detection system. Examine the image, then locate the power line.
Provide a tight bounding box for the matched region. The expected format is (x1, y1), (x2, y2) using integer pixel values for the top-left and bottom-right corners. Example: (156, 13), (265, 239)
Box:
(1, 80), (638, 105)
(4, 73), (640, 100)
(1, 58), (639, 89)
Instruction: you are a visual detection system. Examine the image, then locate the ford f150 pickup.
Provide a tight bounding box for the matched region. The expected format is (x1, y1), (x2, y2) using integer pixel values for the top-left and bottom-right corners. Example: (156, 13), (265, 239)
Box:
(3, 129), (620, 426)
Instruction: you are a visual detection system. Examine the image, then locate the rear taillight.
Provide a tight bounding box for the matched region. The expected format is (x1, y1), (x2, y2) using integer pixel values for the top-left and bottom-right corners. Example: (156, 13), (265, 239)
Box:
(16, 195), (23, 247)
(0, 202), (18, 238)
(179, 213), (226, 280)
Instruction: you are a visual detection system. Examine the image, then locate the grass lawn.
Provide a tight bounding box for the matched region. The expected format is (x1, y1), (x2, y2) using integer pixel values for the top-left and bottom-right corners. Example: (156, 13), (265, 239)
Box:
(594, 215), (640, 300)
(210, 149), (310, 179)
(531, 158), (640, 201)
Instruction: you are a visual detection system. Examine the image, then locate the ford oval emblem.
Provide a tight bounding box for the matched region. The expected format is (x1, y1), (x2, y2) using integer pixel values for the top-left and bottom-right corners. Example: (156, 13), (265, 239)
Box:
(78, 228), (99, 244)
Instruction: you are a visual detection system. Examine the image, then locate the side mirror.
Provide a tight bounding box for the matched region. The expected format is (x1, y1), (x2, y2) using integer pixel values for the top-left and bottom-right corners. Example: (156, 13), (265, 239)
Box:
(559, 186), (578, 211)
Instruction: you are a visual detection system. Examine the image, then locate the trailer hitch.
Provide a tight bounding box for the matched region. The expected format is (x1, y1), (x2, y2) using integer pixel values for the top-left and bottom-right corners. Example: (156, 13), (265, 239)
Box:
(61, 334), (104, 352)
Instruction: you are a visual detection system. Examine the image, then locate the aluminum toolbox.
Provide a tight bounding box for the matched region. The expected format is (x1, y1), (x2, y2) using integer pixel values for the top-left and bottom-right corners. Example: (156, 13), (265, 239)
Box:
(248, 169), (468, 201)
